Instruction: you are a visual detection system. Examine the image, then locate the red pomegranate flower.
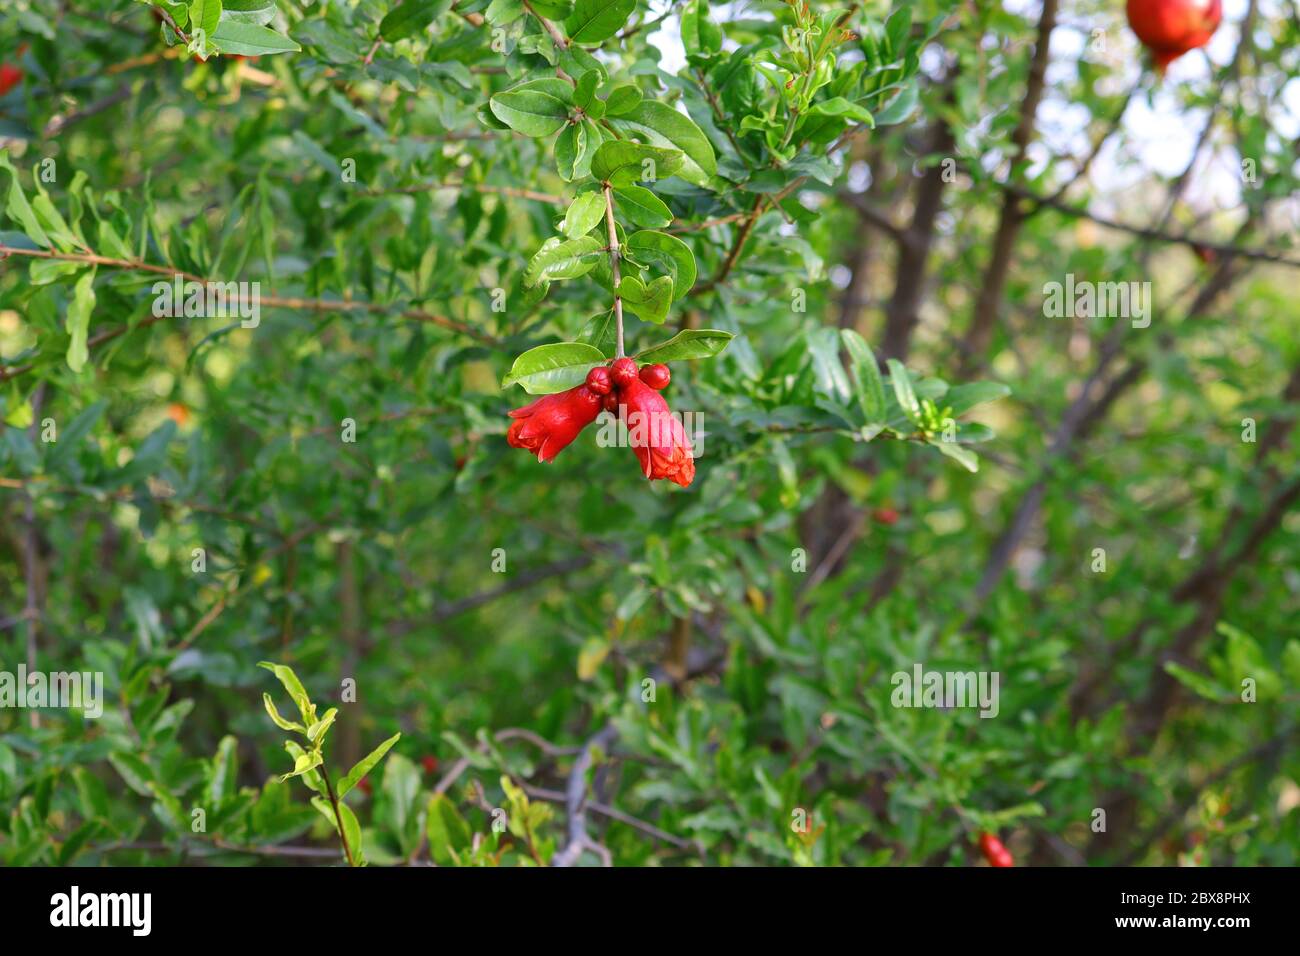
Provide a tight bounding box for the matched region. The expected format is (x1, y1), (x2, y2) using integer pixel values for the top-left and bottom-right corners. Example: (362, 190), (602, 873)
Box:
(506, 384), (603, 463)
(619, 376), (695, 487)
(1126, 0), (1222, 73)
(0, 64), (20, 97)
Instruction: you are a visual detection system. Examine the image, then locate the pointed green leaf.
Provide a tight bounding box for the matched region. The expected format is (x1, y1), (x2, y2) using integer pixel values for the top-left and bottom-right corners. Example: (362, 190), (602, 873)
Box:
(211, 20), (301, 55)
(489, 89), (570, 137)
(591, 141), (683, 186)
(564, 0), (635, 44)
(561, 190), (606, 239)
(339, 732), (402, 798)
(624, 229), (695, 299)
(609, 101), (718, 187)
(524, 235), (603, 286)
(840, 329), (886, 424)
(613, 185), (672, 228)
(65, 268), (96, 373)
(501, 342), (607, 393)
(636, 328), (734, 362)
(886, 358), (921, 423)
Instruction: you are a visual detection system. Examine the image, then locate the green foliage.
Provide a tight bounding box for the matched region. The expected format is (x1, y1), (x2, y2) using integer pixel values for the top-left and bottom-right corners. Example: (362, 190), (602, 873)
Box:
(0, 0), (1297, 871)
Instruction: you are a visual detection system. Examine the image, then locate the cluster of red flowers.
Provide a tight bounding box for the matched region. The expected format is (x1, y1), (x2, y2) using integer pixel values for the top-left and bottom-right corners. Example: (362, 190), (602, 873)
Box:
(506, 357), (695, 487)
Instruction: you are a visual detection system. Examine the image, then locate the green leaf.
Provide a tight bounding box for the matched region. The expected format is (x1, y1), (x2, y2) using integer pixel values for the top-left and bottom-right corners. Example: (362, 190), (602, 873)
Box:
(577, 310), (618, 356)
(609, 101), (718, 187)
(489, 89), (570, 136)
(208, 735), (239, 807)
(47, 399), (107, 469)
(874, 82), (919, 126)
(210, 21), (302, 56)
(189, 0), (223, 41)
(65, 268), (96, 373)
(219, 0), (276, 26)
(530, 0), (574, 17)
(109, 752), (156, 796)
(617, 274), (673, 324)
(604, 84), (643, 116)
(311, 796), (365, 865)
(557, 120), (600, 181)
(944, 381), (1011, 415)
(932, 439), (979, 473)
(339, 732), (402, 798)
(561, 191), (606, 239)
(501, 342), (607, 394)
(564, 0), (636, 44)
(636, 328), (734, 362)
(484, 0), (525, 25)
(591, 141), (683, 186)
(0, 152), (51, 247)
(681, 0), (722, 56)
(306, 707), (338, 745)
(262, 693), (306, 733)
(807, 96), (875, 126)
(624, 230), (695, 299)
(1163, 662), (1230, 702)
(886, 359), (921, 423)
(524, 235), (603, 286)
(278, 747), (323, 782)
(379, 0), (449, 41)
(613, 185), (672, 228)
(840, 329), (886, 424)
(258, 660), (312, 721)
(426, 793), (472, 866)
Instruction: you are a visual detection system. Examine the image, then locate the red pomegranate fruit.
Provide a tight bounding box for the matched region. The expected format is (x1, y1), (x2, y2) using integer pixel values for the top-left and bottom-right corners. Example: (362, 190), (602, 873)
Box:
(1126, 0), (1222, 73)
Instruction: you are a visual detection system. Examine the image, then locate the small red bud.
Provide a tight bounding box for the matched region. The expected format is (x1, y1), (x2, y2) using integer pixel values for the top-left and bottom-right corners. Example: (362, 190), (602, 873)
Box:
(873, 507), (900, 526)
(639, 363), (671, 390)
(611, 357), (639, 387)
(358, 777), (372, 795)
(978, 832), (1014, 867)
(421, 755), (439, 775)
(602, 392), (619, 414)
(586, 366), (613, 395)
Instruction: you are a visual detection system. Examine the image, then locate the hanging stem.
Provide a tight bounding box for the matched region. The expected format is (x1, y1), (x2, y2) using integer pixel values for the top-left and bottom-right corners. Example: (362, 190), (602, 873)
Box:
(602, 183), (625, 358)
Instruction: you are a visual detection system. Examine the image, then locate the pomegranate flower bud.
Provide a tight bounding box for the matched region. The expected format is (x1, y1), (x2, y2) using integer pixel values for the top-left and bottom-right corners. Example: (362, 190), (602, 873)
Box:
(586, 366), (613, 395)
(639, 363), (670, 390)
(611, 357), (639, 387)
(978, 832), (1014, 867)
(619, 377), (695, 487)
(506, 384), (602, 463)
